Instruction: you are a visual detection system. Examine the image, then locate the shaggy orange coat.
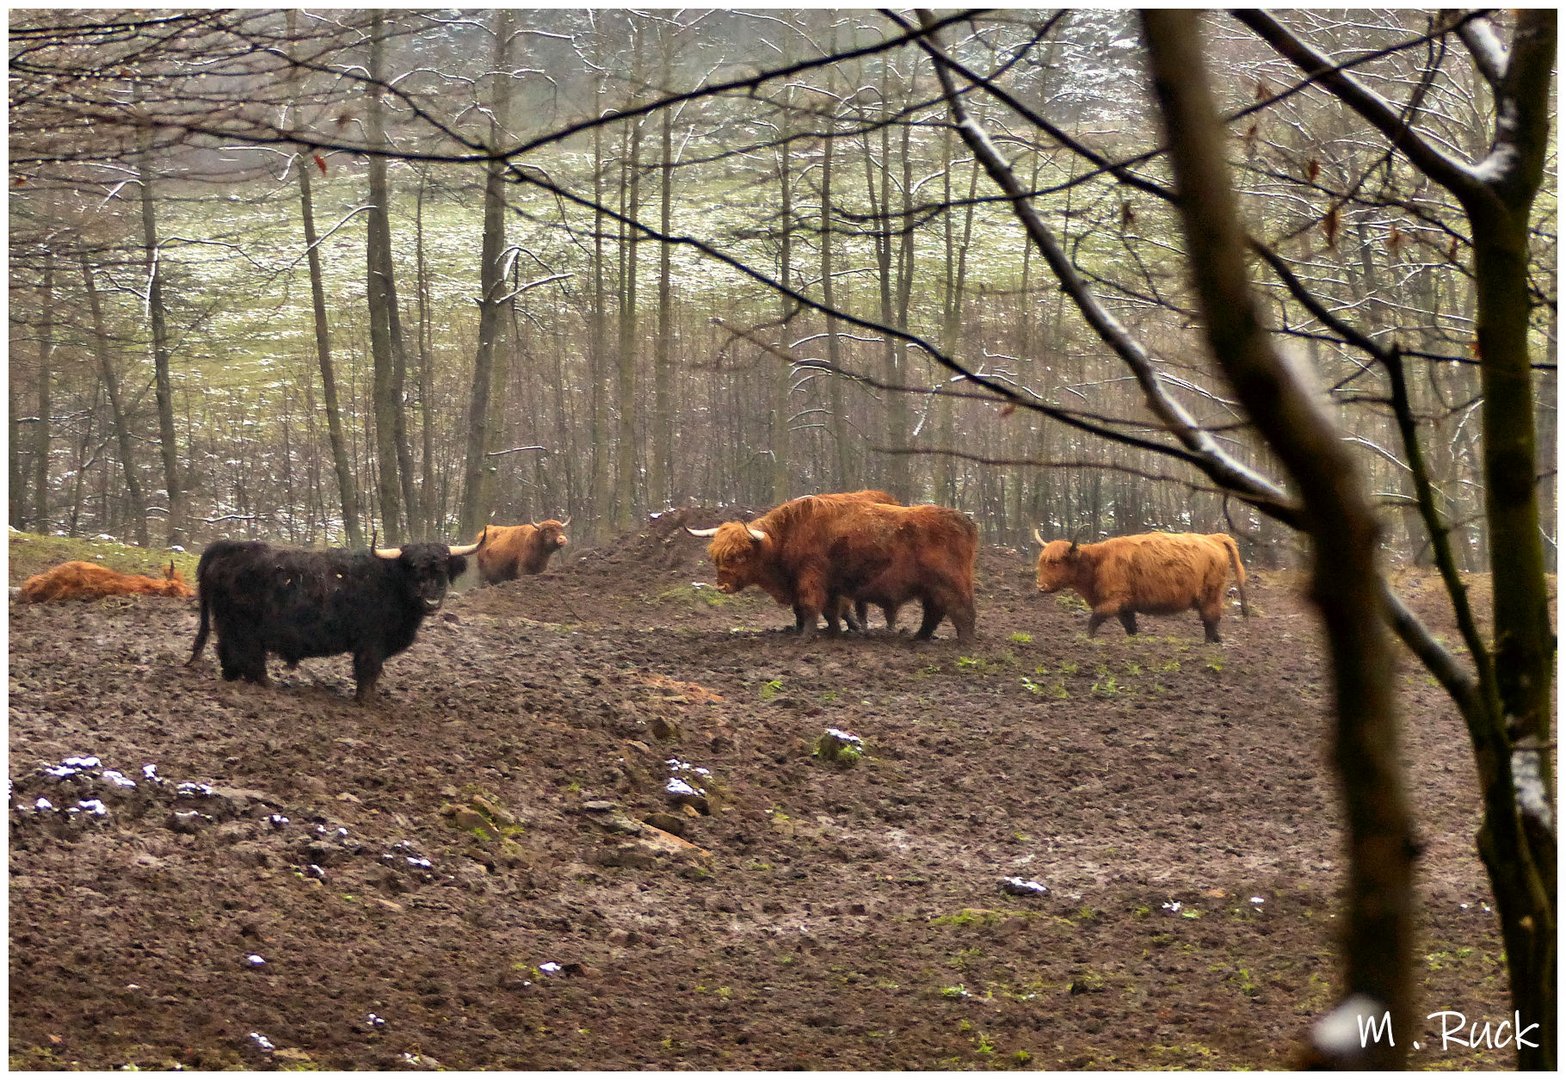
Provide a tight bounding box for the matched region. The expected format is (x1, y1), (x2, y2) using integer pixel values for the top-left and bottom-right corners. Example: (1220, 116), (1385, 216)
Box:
(19, 560), (194, 603)
(701, 496), (977, 642)
(473, 521), (569, 584)
(1034, 531), (1248, 642)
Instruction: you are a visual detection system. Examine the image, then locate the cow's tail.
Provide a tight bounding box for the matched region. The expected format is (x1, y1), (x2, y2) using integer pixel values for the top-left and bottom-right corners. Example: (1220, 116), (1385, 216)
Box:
(1221, 535), (1250, 617)
(186, 550), (214, 665)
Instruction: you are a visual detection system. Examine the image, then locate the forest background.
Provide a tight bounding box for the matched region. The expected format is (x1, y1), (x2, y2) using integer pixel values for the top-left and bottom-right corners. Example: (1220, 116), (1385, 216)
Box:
(9, 9), (1551, 563)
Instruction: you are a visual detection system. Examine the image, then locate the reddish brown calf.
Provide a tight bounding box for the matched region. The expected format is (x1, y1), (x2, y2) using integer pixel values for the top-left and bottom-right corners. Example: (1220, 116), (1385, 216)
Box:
(19, 560), (194, 603)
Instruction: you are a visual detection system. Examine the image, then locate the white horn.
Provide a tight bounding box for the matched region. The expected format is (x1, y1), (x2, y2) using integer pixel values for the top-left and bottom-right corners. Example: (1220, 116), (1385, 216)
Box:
(747, 526), (767, 542)
(449, 527), (487, 557)
(685, 525), (721, 538)
(1032, 527), (1046, 547)
(374, 546), (402, 559)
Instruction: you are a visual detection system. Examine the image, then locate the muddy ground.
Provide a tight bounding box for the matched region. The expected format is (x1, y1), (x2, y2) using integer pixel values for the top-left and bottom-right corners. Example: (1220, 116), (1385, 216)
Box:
(9, 510), (1522, 1070)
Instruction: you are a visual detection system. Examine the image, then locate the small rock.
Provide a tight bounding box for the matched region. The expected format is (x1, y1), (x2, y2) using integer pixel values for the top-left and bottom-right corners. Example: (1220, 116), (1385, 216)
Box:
(167, 810), (211, 835)
(643, 812), (688, 837)
(450, 807), (490, 833)
(470, 795), (513, 826)
(1000, 877), (1048, 898)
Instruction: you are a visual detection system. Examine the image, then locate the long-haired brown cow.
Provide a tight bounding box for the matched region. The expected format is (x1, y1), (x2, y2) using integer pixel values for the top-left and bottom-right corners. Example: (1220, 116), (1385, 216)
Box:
(689, 496), (977, 642)
(1033, 530), (1249, 642)
(687, 490), (900, 633)
(473, 519), (570, 585)
(19, 560), (194, 603)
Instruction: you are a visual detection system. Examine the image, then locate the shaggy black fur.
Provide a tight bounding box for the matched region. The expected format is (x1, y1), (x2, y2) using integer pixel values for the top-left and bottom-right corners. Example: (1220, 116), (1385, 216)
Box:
(187, 540), (471, 702)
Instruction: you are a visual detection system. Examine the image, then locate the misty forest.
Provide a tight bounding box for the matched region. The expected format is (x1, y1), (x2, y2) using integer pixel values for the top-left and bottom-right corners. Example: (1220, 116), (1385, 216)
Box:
(7, 8), (1556, 1071)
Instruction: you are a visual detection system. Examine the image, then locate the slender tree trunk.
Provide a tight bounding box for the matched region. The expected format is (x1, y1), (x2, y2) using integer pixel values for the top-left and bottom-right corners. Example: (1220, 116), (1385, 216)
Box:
(650, 47), (675, 509)
(30, 250), (55, 531)
(459, 10), (517, 538)
(616, 37), (644, 531)
(415, 173), (438, 537)
(298, 155), (363, 549)
(588, 33), (611, 540)
(819, 120), (853, 492)
(136, 91), (185, 547)
(80, 255), (150, 547)
(365, 12), (404, 544)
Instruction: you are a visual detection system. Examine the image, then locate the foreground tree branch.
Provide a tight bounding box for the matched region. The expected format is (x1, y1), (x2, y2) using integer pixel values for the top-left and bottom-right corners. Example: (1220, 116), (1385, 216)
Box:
(1141, 12), (1416, 1067)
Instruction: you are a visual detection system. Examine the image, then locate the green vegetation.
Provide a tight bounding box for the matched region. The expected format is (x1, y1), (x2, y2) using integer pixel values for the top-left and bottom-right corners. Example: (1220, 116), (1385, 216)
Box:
(655, 583), (734, 608)
(1020, 675), (1069, 698)
(813, 729), (864, 767)
(8, 530), (197, 585)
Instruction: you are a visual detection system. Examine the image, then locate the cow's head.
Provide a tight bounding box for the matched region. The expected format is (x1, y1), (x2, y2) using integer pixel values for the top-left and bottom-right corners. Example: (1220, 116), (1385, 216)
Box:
(686, 521), (770, 593)
(1032, 530), (1081, 593)
(532, 518), (571, 552)
(376, 532), (486, 612)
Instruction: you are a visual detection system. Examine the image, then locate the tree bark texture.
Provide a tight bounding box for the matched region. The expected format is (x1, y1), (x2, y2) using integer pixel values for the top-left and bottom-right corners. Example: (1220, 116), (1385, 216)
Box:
(1139, 11), (1415, 1066)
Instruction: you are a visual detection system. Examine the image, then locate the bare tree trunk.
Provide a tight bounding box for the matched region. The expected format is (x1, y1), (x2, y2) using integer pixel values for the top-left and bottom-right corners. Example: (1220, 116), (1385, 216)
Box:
(616, 25), (644, 531)
(649, 29), (676, 511)
(588, 74), (611, 541)
(936, 118), (978, 507)
(459, 9), (517, 538)
(1140, 12), (1414, 1066)
(136, 88), (186, 547)
(298, 155), (363, 549)
(415, 173), (438, 538)
(30, 249), (55, 531)
(819, 117), (853, 492)
(80, 255), (150, 547)
(365, 11), (405, 544)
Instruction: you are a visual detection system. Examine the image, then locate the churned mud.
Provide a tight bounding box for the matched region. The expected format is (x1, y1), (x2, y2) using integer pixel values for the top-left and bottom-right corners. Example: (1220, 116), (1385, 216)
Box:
(9, 510), (1517, 1069)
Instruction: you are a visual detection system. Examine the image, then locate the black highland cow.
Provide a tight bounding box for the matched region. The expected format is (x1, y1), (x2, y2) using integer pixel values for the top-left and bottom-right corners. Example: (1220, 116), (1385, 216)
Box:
(186, 535), (484, 702)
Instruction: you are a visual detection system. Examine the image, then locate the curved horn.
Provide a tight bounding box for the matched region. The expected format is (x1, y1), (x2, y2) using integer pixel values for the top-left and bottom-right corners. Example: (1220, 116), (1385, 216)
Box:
(747, 526), (767, 542)
(448, 526), (488, 557)
(1032, 527), (1046, 547)
(374, 545), (402, 559)
(685, 525), (721, 538)
(559, 515), (571, 527)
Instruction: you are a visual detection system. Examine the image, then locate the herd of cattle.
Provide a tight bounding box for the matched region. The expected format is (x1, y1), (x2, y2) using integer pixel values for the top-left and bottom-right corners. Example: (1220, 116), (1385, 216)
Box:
(16, 493), (1250, 702)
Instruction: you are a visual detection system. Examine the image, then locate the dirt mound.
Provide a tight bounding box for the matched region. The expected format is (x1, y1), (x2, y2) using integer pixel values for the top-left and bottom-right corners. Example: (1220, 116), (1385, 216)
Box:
(9, 521), (1514, 1070)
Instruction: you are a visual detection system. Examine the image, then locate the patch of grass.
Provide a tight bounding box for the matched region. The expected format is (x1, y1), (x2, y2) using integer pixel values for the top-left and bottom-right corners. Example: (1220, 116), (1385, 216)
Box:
(1019, 675), (1069, 699)
(1008, 631), (1033, 645)
(1148, 1042), (1220, 1066)
(653, 582), (733, 608)
(759, 678), (784, 702)
(929, 907), (1030, 928)
(8, 529), (198, 585)
(947, 946), (985, 968)
(1091, 674), (1126, 697)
